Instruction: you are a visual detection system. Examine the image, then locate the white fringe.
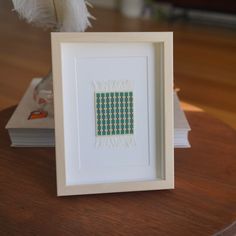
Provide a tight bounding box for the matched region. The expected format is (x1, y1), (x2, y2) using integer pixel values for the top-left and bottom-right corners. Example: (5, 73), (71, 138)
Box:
(96, 135), (135, 148)
(93, 80), (133, 92)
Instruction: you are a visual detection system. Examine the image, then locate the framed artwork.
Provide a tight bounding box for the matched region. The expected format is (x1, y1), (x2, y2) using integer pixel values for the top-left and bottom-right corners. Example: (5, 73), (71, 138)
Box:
(51, 32), (174, 196)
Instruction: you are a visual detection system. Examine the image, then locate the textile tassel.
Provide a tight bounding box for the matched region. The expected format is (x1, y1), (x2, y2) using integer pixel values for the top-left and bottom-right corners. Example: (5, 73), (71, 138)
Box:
(96, 135), (136, 149)
(94, 80), (136, 148)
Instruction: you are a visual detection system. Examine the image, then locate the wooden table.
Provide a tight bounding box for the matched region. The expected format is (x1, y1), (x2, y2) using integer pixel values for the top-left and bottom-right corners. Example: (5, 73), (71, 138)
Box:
(0, 107), (236, 236)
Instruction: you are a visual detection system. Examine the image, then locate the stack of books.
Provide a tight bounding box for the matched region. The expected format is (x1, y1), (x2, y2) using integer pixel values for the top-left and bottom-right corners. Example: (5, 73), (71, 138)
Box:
(6, 79), (191, 148)
(173, 92), (191, 148)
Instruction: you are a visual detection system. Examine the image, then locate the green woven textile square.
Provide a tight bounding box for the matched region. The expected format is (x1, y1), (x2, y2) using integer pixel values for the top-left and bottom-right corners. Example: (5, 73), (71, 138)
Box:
(95, 92), (134, 136)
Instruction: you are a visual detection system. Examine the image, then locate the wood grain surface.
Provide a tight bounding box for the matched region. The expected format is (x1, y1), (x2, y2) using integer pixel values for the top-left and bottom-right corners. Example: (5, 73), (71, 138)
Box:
(0, 107), (236, 236)
(1, 2), (236, 235)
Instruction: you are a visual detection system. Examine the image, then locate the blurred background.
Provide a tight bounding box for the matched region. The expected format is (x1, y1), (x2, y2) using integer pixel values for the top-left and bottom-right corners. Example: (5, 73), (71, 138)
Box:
(0, 0), (235, 129)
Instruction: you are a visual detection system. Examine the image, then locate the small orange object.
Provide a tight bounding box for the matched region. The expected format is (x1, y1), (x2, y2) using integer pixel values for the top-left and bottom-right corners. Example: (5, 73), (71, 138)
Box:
(28, 110), (48, 120)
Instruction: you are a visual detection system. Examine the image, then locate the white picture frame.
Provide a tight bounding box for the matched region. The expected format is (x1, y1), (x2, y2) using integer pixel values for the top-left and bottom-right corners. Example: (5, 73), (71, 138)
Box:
(51, 32), (174, 196)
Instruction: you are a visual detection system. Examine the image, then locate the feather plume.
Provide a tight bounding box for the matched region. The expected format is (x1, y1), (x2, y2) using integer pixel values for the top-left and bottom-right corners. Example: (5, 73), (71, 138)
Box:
(12, 0), (92, 31)
(57, 0), (93, 32)
(12, 0), (58, 29)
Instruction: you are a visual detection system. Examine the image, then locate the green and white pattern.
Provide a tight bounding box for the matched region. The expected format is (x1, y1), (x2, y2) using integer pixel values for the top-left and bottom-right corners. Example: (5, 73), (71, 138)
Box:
(95, 92), (134, 136)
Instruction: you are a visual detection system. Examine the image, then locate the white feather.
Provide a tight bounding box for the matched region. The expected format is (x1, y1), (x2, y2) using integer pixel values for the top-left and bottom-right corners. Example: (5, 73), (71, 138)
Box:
(57, 0), (92, 32)
(12, 0), (58, 29)
(12, 0), (92, 31)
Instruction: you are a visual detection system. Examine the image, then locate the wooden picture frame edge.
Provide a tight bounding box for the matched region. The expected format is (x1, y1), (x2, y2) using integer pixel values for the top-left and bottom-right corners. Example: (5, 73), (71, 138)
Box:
(51, 32), (174, 196)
